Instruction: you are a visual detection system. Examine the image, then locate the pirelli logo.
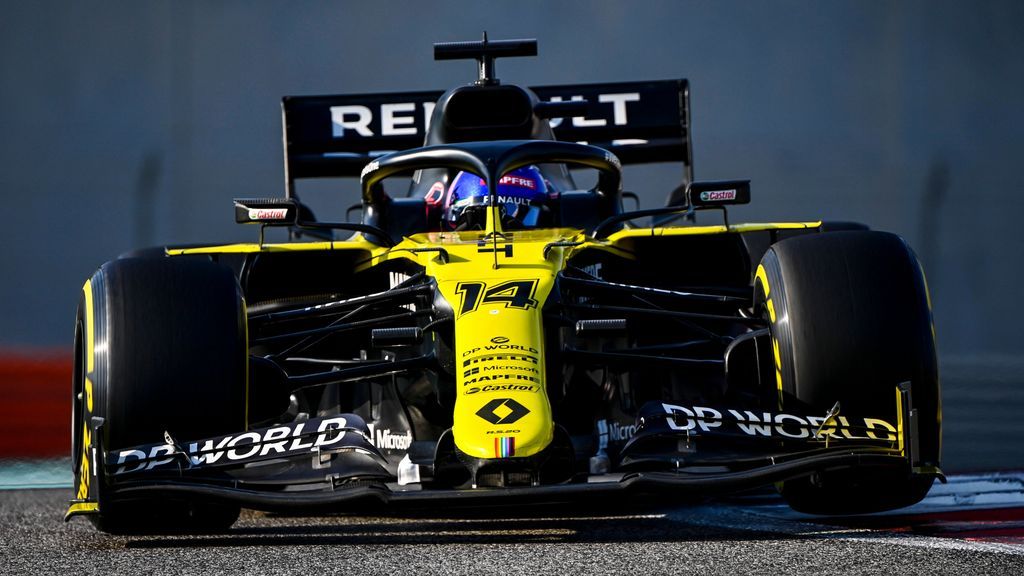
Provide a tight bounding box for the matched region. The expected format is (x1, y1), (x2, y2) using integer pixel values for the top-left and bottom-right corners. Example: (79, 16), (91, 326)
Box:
(463, 354), (538, 367)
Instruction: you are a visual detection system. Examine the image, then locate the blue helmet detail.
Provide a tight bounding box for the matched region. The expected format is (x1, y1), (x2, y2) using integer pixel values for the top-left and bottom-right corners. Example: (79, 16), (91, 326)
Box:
(444, 166), (550, 230)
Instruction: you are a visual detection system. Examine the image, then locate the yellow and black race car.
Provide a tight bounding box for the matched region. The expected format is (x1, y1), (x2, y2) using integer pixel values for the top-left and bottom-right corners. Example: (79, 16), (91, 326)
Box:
(67, 37), (942, 533)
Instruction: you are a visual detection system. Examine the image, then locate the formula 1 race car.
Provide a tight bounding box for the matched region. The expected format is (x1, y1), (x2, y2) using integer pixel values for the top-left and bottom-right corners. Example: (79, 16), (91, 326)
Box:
(67, 36), (942, 533)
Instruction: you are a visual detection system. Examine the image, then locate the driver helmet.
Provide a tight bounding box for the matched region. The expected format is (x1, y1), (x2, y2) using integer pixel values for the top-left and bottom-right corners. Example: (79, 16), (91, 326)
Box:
(444, 166), (551, 230)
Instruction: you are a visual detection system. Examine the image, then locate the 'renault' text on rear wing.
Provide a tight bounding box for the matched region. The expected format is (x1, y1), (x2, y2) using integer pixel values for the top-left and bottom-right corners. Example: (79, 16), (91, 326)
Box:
(281, 79), (692, 198)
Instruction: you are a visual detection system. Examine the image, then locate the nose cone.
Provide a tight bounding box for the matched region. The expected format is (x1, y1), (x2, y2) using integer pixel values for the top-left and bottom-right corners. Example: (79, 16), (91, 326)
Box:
(437, 273), (556, 460)
(427, 230), (564, 461)
(456, 393), (553, 459)
(450, 316), (554, 459)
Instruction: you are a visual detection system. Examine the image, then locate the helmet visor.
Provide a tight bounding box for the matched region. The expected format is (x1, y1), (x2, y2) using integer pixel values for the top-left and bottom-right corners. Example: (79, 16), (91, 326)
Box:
(447, 195), (548, 230)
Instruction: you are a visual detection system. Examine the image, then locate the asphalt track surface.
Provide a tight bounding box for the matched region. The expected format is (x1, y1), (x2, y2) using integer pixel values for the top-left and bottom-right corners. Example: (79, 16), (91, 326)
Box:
(4, 359), (1023, 575)
(3, 474), (1024, 575)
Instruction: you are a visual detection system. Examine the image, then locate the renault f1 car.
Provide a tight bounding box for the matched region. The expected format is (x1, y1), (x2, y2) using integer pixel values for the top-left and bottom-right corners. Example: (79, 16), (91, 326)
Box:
(68, 37), (942, 533)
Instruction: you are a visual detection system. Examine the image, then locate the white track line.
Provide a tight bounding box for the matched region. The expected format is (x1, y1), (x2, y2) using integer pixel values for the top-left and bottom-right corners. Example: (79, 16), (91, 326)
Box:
(668, 472), (1024, 556)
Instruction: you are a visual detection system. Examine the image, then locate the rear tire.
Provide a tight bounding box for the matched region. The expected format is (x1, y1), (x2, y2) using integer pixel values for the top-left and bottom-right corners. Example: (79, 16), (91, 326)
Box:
(72, 257), (247, 533)
(754, 231), (940, 514)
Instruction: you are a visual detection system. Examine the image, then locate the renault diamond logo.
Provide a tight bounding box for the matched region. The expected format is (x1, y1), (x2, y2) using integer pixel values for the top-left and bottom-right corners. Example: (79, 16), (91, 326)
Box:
(476, 398), (530, 425)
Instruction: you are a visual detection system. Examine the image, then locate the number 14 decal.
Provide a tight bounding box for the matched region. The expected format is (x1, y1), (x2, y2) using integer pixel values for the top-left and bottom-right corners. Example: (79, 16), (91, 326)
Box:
(455, 280), (539, 316)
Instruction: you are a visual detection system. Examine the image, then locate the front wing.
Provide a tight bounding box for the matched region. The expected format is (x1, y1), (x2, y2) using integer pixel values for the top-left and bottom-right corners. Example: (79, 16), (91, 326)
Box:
(66, 385), (942, 519)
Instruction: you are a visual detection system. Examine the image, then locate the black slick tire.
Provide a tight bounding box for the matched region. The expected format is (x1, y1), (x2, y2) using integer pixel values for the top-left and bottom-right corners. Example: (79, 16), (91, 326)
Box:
(754, 231), (940, 515)
(72, 257), (247, 533)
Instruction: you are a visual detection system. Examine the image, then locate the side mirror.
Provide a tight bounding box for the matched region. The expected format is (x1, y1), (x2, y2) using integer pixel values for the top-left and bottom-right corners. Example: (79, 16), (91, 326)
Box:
(687, 180), (751, 207)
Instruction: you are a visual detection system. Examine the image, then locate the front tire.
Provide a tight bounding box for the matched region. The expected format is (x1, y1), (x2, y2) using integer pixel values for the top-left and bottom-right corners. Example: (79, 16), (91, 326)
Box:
(754, 231), (940, 514)
(72, 257), (247, 533)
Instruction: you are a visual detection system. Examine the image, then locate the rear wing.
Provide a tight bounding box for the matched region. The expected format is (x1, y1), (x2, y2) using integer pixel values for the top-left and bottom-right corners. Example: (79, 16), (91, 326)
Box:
(282, 79), (692, 197)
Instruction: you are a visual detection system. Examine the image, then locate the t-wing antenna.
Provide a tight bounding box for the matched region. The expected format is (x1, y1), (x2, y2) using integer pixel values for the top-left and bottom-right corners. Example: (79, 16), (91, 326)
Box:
(433, 32), (538, 86)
